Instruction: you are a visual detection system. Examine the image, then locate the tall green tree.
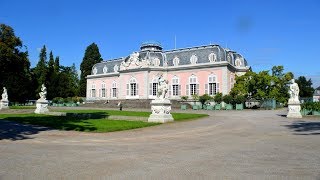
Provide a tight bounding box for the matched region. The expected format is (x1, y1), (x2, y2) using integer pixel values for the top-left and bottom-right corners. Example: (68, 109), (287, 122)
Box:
(295, 76), (314, 97)
(54, 56), (60, 73)
(46, 51), (56, 99)
(0, 24), (33, 102)
(33, 45), (48, 94)
(79, 43), (102, 96)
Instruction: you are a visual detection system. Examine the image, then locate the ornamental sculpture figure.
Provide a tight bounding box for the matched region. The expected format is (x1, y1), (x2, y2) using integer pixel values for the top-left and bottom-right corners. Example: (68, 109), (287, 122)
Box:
(1, 87), (8, 101)
(288, 79), (299, 103)
(39, 84), (47, 100)
(157, 74), (168, 100)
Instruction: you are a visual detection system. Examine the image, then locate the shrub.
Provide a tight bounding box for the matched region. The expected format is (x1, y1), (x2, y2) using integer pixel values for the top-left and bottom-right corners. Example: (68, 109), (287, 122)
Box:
(234, 95), (245, 104)
(214, 92), (223, 104)
(181, 96), (189, 101)
(199, 94), (213, 108)
(222, 95), (233, 104)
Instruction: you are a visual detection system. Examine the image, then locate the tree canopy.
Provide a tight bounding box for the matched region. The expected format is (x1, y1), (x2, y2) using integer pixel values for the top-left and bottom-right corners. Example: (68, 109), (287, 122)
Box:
(295, 76), (314, 97)
(230, 66), (294, 104)
(0, 24), (33, 102)
(79, 43), (103, 96)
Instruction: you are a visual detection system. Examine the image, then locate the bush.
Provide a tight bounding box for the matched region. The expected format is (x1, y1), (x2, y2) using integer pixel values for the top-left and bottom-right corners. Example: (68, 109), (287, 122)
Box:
(222, 95), (233, 104)
(234, 95), (245, 104)
(301, 102), (320, 111)
(214, 92), (223, 104)
(199, 94), (213, 108)
(181, 96), (189, 101)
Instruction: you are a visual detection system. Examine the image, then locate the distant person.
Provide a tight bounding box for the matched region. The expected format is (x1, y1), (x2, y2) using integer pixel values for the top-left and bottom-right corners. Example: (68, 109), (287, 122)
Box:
(118, 101), (122, 111)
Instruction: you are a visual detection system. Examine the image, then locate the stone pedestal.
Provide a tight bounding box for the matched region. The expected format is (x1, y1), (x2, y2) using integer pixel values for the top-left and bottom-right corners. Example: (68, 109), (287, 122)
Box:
(34, 99), (49, 114)
(0, 100), (9, 110)
(148, 99), (174, 123)
(287, 102), (302, 118)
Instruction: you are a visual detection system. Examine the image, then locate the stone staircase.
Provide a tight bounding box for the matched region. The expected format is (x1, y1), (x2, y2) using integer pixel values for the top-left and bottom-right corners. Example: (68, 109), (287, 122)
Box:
(81, 99), (184, 109)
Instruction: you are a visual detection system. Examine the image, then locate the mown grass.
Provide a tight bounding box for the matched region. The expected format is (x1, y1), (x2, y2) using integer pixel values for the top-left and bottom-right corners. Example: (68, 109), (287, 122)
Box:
(10, 106), (36, 109)
(0, 113), (159, 132)
(0, 110), (208, 132)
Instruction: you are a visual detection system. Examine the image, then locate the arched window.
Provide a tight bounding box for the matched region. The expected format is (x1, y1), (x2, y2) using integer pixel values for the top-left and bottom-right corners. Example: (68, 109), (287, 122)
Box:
(91, 84), (96, 98)
(173, 56), (180, 66)
(171, 76), (181, 96)
(205, 74), (219, 95)
(111, 81), (117, 98)
(186, 75), (199, 96)
(127, 77), (138, 96)
(190, 54), (198, 64)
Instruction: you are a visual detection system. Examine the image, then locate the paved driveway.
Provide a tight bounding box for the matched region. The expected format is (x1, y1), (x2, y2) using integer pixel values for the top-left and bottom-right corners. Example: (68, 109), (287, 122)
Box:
(0, 109), (320, 179)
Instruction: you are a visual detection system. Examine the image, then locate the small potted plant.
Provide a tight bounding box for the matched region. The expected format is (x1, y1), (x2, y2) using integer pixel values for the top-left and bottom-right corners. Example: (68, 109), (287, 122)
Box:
(199, 94), (213, 109)
(223, 94), (233, 110)
(214, 92), (223, 110)
(180, 96), (189, 110)
(312, 102), (320, 116)
(192, 94), (199, 110)
(235, 95), (245, 110)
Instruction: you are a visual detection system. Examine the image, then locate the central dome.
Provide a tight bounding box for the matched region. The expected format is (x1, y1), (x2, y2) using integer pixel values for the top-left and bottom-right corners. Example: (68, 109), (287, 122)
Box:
(140, 41), (162, 51)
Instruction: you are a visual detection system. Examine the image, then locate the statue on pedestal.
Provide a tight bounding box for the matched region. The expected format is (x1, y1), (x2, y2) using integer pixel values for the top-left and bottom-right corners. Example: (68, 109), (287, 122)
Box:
(287, 79), (302, 118)
(288, 79), (299, 103)
(35, 84), (49, 114)
(39, 84), (47, 100)
(148, 74), (173, 123)
(157, 74), (168, 100)
(1, 87), (8, 101)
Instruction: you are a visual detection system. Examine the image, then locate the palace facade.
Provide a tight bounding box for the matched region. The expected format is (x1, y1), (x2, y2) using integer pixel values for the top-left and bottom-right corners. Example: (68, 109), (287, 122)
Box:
(86, 42), (250, 100)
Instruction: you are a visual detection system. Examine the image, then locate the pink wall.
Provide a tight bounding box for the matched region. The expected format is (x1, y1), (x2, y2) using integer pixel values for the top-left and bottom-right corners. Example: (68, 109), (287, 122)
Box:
(168, 68), (223, 95)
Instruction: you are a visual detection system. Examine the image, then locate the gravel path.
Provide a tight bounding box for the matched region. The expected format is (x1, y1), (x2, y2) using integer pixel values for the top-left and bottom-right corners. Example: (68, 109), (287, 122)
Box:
(0, 109), (319, 179)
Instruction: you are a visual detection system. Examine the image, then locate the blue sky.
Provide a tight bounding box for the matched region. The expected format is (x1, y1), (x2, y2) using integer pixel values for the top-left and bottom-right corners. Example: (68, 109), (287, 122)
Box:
(1, 0), (320, 87)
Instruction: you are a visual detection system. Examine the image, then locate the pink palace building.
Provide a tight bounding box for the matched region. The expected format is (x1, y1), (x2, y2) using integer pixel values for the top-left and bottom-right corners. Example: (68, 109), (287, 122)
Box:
(86, 42), (250, 100)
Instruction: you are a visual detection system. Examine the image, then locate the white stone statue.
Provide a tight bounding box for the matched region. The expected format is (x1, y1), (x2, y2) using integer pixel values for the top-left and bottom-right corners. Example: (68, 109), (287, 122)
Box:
(288, 79), (299, 103)
(39, 84), (47, 100)
(157, 74), (168, 100)
(287, 79), (302, 118)
(1, 87), (8, 101)
(120, 52), (140, 70)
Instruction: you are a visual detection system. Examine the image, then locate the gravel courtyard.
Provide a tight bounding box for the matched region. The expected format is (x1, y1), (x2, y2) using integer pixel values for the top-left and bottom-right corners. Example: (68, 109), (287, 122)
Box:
(0, 109), (319, 179)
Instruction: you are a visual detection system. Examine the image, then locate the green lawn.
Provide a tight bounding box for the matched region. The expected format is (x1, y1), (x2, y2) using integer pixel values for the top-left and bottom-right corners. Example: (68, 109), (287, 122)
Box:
(0, 110), (208, 133)
(10, 106), (36, 109)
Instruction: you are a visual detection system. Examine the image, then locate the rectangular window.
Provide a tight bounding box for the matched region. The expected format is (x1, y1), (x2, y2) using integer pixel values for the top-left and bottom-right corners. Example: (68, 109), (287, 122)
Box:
(209, 83), (217, 95)
(172, 85), (179, 96)
(152, 83), (158, 96)
(190, 84), (196, 95)
(130, 83), (136, 96)
(101, 89), (106, 97)
(91, 89), (96, 97)
(112, 88), (117, 98)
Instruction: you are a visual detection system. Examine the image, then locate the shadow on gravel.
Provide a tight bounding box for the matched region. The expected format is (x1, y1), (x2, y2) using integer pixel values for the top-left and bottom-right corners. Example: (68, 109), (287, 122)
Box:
(0, 120), (51, 141)
(284, 121), (320, 135)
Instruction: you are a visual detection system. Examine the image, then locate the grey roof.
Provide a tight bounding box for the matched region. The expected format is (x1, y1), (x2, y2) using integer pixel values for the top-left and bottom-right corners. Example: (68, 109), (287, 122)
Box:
(90, 43), (249, 75)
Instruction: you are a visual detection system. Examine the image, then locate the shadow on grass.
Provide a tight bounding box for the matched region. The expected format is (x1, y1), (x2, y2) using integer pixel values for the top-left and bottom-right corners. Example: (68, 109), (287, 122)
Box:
(0, 112), (109, 141)
(283, 120), (320, 135)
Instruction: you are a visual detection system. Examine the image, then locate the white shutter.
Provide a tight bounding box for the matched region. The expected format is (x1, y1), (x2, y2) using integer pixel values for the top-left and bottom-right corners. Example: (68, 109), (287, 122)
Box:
(178, 85), (181, 96)
(216, 83), (220, 93)
(126, 84), (129, 96)
(110, 88), (112, 98)
(149, 83), (152, 95)
(116, 88), (118, 98)
(168, 84), (171, 97)
(205, 84), (208, 94)
(186, 84), (189, 96)
(136, 84), (139, 96)
(196, 84), (199, 95)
